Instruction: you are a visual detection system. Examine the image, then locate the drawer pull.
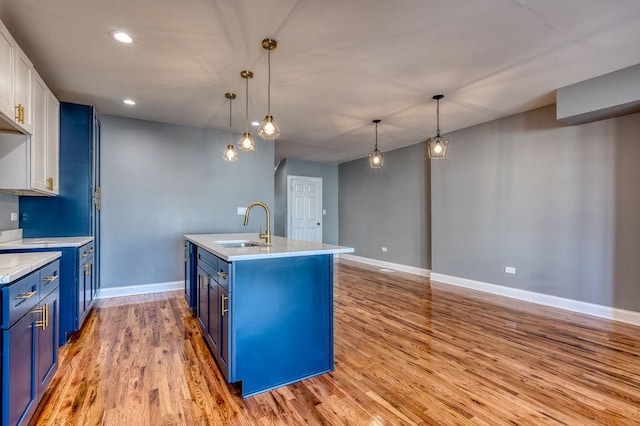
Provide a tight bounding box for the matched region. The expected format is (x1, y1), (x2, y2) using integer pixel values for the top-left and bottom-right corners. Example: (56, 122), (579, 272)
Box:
(221, 294), (228, 316)
(217, 271), (228, 279)
(200, 275), (206, 290)
(81, 253), (88, 258)
(33, 303), (48, 330)
(16, 291), (37, 300)
(44, 275), (58, 283)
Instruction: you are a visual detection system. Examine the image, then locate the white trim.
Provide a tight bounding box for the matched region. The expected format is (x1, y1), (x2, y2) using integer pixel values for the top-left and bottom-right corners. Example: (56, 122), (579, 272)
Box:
(287, 175), (323, 242)
(430, 273), (640, 327)
(97, 281), (183, 299)
(340, 254), (431, 277)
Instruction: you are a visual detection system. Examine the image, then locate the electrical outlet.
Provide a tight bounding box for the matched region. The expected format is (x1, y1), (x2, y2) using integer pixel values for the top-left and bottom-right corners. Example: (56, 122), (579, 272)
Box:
(10, 212), (18, 221)
(505, 266), (516, 274)
(237, 207), (247, 215)
(322, 209), (327, 215)
(381, 247), (388, 252)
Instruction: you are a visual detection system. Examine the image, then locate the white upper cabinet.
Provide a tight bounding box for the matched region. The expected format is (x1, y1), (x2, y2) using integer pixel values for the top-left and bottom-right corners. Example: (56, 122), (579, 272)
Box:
(0, 19), (34, 134)
(0, 22), (15, 123)
(14, 47), (33, 133)
(0, 19), (59, 195)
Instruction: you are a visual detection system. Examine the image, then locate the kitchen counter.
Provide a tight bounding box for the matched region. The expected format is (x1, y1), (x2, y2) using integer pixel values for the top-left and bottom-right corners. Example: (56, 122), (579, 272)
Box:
(0, 236), (94, 250)
(0, 252), (62, 284)
(184, 233), (353, 261)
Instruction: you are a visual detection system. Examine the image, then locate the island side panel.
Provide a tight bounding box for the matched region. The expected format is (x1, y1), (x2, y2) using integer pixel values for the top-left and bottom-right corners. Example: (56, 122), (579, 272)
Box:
(232, 254), (333, 397)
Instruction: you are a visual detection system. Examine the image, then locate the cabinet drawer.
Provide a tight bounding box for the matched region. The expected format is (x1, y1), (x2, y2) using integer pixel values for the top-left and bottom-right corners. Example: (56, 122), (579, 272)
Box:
(78, 242), (94, 262)
(39, 260), (60, 296)
(217, 260), (230, 290)
(197, 248), (218, 275)
(2, 271), (39, 328)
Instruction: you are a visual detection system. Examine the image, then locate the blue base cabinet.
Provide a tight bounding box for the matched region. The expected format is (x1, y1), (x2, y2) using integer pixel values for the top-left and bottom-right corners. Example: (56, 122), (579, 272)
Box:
(184, 241), (196, 313)
(193, 245), (333, 398)
(0, 243), (95, 346)
(1, 259), (60, 426)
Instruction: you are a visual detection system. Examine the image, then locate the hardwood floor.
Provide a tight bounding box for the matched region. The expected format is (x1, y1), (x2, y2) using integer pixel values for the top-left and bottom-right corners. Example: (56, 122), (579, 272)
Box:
(32, 259), (640, 425)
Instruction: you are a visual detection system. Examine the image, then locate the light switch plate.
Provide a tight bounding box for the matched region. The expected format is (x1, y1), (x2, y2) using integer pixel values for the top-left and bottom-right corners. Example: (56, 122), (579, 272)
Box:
(322, 209), (327, 215)
(10, 212), (18, 221)
(505, 266), (516, 274)
(237, 207), (247, 215)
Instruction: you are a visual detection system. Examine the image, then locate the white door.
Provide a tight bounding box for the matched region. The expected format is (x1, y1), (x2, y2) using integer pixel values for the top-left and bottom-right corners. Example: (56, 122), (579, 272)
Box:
(287, 176), (323, 242)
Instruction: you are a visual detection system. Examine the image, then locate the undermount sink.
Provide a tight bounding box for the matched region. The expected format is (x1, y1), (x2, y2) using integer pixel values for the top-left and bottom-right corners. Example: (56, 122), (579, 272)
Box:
(214, 240), (268, 248)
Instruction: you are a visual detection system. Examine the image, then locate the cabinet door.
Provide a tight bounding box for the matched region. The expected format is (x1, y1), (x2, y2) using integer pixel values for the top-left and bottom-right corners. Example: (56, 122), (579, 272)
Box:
(30, 71), (47, 192)
(0, 22), (13, 119)
(196, 266), (208, 333)
(85, 259), (94, 310)
(77, 261), (87, 325)
(45, 89), (60, 194)
(5, 311), (37, 426)
(13, 46), (32, 133)
(218, 286), (230, 378)
(184, 243), (191, 304)
(36, 286), (59, 400)
(207, 278), (220, 353)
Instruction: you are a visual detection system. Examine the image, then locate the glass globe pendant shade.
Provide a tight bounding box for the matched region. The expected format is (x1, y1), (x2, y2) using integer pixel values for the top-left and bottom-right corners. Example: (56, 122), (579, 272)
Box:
(238, 132), (256, 152)
(369, 149), (384, 168)
(223, 144), (239, 161)
(428, 135), (448, 158)
(257, 115), (280, 139)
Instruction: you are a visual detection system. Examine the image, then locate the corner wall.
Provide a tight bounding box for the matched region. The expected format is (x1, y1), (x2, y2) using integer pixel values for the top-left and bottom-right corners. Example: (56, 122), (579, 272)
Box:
(339, 143), (430, 269)
(99, 115), (275, 289)
(432, 105), (640, 311)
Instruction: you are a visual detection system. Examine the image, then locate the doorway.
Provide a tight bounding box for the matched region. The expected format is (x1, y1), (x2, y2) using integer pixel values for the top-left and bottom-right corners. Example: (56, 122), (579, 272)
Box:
(287, 176), (323, 242)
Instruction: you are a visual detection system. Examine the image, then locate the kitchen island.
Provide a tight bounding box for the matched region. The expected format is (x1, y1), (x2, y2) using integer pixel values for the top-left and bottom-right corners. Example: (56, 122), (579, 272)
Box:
(184, 233), (353, 398)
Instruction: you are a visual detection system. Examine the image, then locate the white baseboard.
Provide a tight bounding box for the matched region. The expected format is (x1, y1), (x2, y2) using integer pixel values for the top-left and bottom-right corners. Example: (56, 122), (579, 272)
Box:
(430, 273), (640, 327)
(97, 281), (183, 299)
(339, 254), (431, 278)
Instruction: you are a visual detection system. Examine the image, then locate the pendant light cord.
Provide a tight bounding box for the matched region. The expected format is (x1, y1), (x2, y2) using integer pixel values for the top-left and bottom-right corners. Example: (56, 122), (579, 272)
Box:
(267, 48), (271, 115)
(229, 97), (232, 144)
(244, 77), (249, 132)
(375, 121), (379, 150)
(436, 98), (441, 137)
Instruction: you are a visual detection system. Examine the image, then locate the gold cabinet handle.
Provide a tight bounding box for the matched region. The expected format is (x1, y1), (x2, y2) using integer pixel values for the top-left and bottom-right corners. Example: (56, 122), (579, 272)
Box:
(217, 271), (228, 279)
(33, 304), (47, 330)
(47, 177), (54, 191)
(221, 294), (228, 316)
(20, 105), (24, 124)
(85, 263), (92, 276)
(200, 275), (206, 290)
(81, 253), (88, 258)
(16, 291), (37, 300)
(15, 105), (20, 121)
(44, 275), (58, 283)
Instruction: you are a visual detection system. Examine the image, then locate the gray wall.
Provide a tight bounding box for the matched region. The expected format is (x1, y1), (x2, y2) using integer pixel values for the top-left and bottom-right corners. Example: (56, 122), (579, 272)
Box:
(100, 115), (274, 288)
(274, 158), (339, 244)
(339, 143), (430, 269)
(0, 193), (19, 230)
(432, 105), (640, 311)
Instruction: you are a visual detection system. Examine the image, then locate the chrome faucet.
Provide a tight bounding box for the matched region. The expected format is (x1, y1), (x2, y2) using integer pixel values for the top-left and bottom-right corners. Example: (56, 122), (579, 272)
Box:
(244, 201), (271, 244)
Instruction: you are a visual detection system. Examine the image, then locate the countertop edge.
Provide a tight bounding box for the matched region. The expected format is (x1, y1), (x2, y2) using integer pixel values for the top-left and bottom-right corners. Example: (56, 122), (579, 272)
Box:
(185, 233), (354, 262)
(0, 236), (94, 250)
(0, 251), (62, 284)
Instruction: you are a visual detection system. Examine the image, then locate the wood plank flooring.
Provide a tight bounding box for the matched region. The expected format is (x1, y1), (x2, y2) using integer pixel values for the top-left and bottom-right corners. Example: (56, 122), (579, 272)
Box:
(31, 258), (640, 425)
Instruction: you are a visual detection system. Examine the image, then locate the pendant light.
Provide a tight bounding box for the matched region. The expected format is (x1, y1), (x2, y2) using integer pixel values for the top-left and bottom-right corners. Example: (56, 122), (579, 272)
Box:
(237, 70), (256, 152)
(223, 92), (239, 162)
(369, 119), (384, 168)
(257, 38), (280, 140)
(427, 94), (448, 159)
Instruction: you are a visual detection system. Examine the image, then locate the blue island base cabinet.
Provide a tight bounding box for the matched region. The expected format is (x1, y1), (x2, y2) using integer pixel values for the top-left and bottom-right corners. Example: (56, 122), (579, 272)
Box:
(196, 250), (334, 398)
(231, 255), (333, 397)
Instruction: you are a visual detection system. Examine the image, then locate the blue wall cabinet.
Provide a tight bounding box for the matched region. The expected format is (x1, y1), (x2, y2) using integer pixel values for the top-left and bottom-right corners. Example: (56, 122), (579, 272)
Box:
(191, 245), (333, 398)
(19, 102), (101, 289)
(1, 259), (60, 426)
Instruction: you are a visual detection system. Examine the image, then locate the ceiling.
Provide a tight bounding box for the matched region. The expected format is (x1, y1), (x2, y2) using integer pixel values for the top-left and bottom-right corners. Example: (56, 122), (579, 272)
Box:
(1, 0), (640, 164)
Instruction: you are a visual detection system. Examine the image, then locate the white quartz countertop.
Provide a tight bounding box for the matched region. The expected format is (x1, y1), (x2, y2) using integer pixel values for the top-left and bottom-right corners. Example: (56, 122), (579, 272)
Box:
(185, 233), (354, 261)
(0, 236), (94, 250)
(0, 252), (62, 284)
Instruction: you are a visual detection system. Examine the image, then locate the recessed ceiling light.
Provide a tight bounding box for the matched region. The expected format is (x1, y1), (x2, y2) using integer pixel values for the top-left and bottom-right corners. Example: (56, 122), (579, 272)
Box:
(112, 31), (133, 44)
(251, 121), (260, 126)
(123, 99), (136, 105)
